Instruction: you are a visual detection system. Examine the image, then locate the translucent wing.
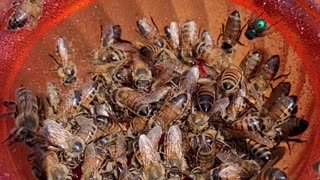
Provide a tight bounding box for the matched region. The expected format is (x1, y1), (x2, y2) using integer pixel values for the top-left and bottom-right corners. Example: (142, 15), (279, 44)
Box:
(116, 133), (127, 157)
(211, 97), (230, 115)
(82, 142), (97, 170)
(165, 125), (183, 164)
(139, 134), (160, 167)
(170, 21), (180, 49)
(39, 119), (72, 150)
(146, 124), (163, 150)
(216, 149), (239, 163)
(218, 163), (247, 179)
(57, 37), (69, 67)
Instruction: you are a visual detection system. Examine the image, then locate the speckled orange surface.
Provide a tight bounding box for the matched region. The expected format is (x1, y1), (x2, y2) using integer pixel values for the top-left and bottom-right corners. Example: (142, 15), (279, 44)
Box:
(0, 0), (319, 179)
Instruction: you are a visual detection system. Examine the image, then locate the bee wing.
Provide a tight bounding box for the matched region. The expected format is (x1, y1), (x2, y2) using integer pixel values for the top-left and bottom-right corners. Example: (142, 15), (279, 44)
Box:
(244, 131), (273, 148)
(218, 163), (248, 179)
(39, 119), (72, 149)
(258, 147), (286, 179)
(81, 142), (99, 177)
(170, 21), (180, 49)
(102, 25), (115, 47)
(139, 134), (160, 166)
(180, 66), (200, 94)
(145, 86), (172, 104)
(165, 125), (183, 162)
(211, 97), (230, 115)
(216, 149), (239, 163)
(116, 133), (127, 157)
(57, 37), (69, 67)
(84, 142), (97, 159)
(146, 124), (162, 150)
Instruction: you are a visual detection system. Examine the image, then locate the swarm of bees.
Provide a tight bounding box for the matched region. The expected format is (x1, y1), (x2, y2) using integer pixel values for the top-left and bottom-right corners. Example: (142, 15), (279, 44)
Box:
(2, 10), (310, 180)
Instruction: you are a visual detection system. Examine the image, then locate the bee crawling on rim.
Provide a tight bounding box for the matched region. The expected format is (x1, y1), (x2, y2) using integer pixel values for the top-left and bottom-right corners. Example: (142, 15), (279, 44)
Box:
(219, 10), (245, 54)
(6, 0), (44, 31)
(49, 37), (77, 86)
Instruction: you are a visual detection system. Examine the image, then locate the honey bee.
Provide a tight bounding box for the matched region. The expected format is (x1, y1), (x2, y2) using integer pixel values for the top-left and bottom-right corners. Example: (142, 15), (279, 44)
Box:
(94, 46), (133, 65)
(101, 24), (123, 47)
(259, 168), (288, 180)
(219, 66), (243, 95)
(39, 119), (85, 162)
(197, 78), (216, 113)
(187, 110), (209, 133)
(108, 133), (128, 169)
(28, 148), (72, 180)
(94, 103), (122, 135)
(2, 87), (41, 145)
(250, 55), (280, 93)
(7, 0), (44, 30)
(113, 87), (151, 116)
(220, 10), (243, 53)
(46, 81), (61, 117)
(240, 50), (262, 79)
(93, 24), (134, 65)
(132, 55), (153, 91)
(203, 160), (260, 180)
(165, 125), (187, 178)
(82, 136), (115, 180)
(81, 142), (103, 180)
(65, 81), (98, 116)
(136, 17), (165, 48)
(151, 67), (199, 129)
(75, 116), (101, 144)
(246, 138), (272, 162)
(191, 130), (216, 171)
(51, 37), (77, 85)
(232, 111), (266, 133)
(164, 21), (180, 54)
(138, 43), (178, 67)
(257, 147), (287, 180)
(261, 82), (291, 115)
(275, 117), (309, 138)
(266, 95), (297, 124)
(194, 30), (214, 56)
(180, 20), (198, 65)
(113, 63), (133, 86)
(139, 134), (165, 179)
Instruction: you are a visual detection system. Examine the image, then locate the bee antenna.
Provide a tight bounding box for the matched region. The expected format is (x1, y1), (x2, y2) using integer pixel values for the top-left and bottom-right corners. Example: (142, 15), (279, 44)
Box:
(2, 128), (18, 144)
(0, 112), (16, 118)
(273, 69), (291, 81)
(150, 16), (160, 33)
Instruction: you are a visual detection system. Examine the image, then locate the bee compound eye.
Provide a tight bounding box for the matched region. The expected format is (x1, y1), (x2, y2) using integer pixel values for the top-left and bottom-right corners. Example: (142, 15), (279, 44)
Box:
(72, 141), (83, 153)
(138, 105), (150, 116)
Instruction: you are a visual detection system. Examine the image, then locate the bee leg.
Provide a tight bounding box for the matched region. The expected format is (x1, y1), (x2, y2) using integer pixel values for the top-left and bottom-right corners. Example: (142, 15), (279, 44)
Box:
(0, 111), (17, 118)
(2, 128), (18, 144)
(273, 70), (291, 81)
(150, 16), (160, 32)
(49, 54), (62, 67)
(217, 24), (224, 42)
(2, 101), (16, 107)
